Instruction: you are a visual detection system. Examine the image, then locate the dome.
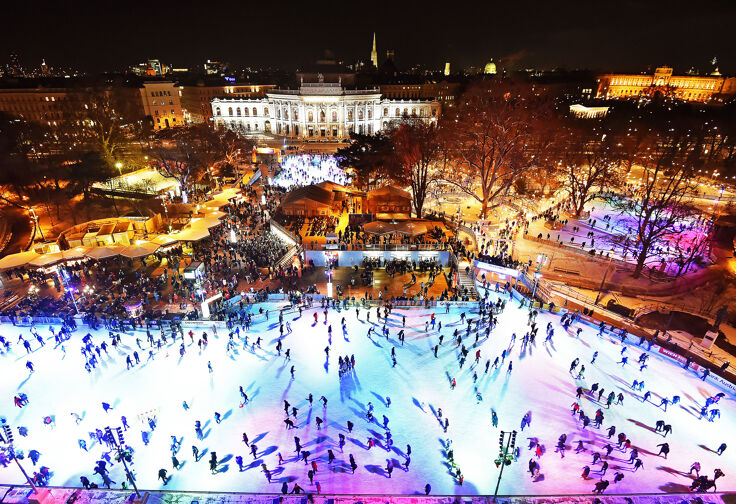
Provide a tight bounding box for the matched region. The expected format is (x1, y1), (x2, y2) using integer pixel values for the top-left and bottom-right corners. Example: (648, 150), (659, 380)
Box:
(484, 60), (497, 75)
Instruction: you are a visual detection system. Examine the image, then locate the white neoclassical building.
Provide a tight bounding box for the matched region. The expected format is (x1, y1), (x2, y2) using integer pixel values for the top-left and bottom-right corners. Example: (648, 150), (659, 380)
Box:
(211, 80), (440, 139)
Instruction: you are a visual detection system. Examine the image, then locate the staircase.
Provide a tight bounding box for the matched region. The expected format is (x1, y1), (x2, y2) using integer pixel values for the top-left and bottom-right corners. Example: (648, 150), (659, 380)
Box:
(457, 262), (478, 300)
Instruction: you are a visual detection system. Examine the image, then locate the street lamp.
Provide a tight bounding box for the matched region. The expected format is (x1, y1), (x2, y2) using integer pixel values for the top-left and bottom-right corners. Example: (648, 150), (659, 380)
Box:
(115, 162), (123, 176)
(493, 430), (517, 501)
(1, 423), (39, 495)
(104, 426), (141, 498)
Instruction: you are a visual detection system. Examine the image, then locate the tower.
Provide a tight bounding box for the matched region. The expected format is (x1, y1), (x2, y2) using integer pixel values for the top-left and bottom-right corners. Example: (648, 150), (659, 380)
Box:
(371, 33), (378, 68)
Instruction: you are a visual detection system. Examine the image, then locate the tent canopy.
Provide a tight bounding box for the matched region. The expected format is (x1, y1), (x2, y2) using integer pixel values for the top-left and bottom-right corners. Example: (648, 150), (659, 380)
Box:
(0, 250), (41, 270)
(120, 242), (160, 258)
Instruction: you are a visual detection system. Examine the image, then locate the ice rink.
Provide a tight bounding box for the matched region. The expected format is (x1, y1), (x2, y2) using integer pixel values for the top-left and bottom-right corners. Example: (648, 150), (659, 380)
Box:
(0, 294), (733, 495)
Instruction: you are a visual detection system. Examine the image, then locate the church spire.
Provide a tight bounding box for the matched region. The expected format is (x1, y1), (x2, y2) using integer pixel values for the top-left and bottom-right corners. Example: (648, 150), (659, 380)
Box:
(371, 32), (378, 68)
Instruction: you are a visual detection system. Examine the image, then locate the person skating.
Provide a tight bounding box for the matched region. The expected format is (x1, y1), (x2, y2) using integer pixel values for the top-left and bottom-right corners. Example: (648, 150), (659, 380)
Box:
(581, 465), (591, 479)
(689, 461), (701, 477)
(716, 443), (727, 455)
(656, 442), (670, 458)
(593, 479), (609, 494)
(349, 454), (357, 473)
(158, 468), (169, 485)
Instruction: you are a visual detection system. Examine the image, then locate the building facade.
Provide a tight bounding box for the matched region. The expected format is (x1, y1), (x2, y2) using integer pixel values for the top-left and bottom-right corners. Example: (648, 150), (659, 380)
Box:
(0, 78), (183, 130)
(180, 83), (275, 123)
(596, 66), (736, 103)
(139, 81), (184, 129)
(212, 80), (440, 139)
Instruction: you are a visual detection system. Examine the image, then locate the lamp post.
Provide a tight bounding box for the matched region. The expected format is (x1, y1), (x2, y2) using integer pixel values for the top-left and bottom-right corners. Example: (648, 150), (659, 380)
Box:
(493, 430), (517, 501)
(115, 161), (123, 176)
(2, 424), (39, 495)
(105, 426), (141, 498)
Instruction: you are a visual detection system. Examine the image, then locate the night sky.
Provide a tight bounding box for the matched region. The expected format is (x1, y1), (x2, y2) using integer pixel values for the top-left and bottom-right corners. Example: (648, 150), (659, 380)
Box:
(3, 0), (735, 75)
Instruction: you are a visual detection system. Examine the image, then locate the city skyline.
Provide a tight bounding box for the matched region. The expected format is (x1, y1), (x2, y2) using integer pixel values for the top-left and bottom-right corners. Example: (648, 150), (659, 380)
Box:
(3, 0), (736, 75)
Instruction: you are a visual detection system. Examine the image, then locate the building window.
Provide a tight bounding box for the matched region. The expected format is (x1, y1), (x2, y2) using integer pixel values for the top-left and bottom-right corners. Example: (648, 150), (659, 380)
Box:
(348, 110), (353, 121)
(236, 107), (241, 116)
(228, 107), (233, 116)
(244, 107), (249, 116)
(264, 107), (269, 116)
(252, 107), (257, 116)
(368, 109), (372, 119)
(320, 110), (326, 122)
(308, 111), (314, 122)
(383, 107), (388, 116)
(332, 111), (337, 122)
(358, 110), (363, 120)
(395, 107), (400, 116)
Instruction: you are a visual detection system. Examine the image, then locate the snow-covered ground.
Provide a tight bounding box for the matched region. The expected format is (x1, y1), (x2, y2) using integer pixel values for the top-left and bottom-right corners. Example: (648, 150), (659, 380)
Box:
(0, 296), (733, 495)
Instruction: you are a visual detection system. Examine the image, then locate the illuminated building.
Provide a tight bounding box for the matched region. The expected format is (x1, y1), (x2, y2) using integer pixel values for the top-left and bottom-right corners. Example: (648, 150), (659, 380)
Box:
(444, 62), (451, 76)
(596, 66), (736, 103)
(484, 60), (497, 75)
(212, 78), (440, 139)
(139, 81), (184, 129)
(569, 104), (609, 119)
(0, 78), (181, 129)
(179, 81), (275, 123)
(379, 81), (460, 107)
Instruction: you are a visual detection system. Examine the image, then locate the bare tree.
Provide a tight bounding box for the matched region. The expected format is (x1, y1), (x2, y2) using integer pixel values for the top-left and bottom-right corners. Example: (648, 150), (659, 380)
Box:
(150, 124), (225, 203)
(559, 123), (623, 218)
(606, 128), (700, 278)
(390, 120), (441, 218)
(442, 80), (551, 218)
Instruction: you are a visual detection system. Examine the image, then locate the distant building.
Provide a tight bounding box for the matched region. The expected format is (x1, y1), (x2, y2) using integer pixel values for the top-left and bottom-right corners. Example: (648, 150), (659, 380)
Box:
(444, 62), (451, 76)
(130, 59), (170, 77)
(484, 60), (497, 75)
(569, 104), (609, 119)
(139, 81), (184, 129)
(379, 81), (460, 108)
(204, 60), (228, 76)
(596, 66), (736, 103)
(0, 77), (182, 130)
(179, 80), (275, 123)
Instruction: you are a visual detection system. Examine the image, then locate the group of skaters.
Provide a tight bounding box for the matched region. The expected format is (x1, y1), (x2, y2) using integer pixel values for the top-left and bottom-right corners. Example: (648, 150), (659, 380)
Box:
(2, 273), (734, 497)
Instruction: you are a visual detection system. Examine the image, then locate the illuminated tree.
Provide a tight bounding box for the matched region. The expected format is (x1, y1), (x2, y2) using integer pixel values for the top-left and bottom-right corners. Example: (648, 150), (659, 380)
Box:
(606, 127), (700, 278)
(72, 88), (142, 167)
(150, 124), (233, 202)
(443, 80), (552, 218)
(390, 119), (441, 217)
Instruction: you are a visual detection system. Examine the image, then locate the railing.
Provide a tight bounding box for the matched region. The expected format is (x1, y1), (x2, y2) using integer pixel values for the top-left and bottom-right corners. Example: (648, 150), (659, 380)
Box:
(269, 219), (300, 245)
(0, 315), (66, 326)
(309, 242), (449, 251)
